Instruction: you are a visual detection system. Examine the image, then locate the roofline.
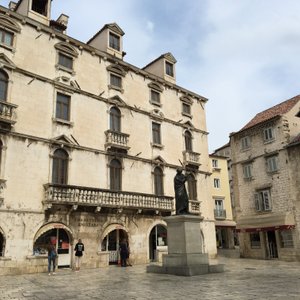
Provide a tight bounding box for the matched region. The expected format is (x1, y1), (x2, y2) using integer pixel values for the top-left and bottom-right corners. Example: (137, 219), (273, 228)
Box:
(213, 142), (230, 153)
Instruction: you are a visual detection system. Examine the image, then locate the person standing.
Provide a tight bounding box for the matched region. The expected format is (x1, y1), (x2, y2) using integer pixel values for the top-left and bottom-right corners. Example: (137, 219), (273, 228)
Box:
(74, 239), (84, 272)
(119, 239), (128, 267)
(47, 243), (57, 275)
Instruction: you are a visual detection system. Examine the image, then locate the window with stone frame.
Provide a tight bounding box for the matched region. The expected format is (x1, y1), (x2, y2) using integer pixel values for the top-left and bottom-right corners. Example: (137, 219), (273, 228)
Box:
(254, 189), (272, 212)
(165, 61), (174, 77)
(148, 82), (163, 106)
(152, 122), (161, 145)
(184, 130), (193, 151)
(52, 149), (68, 184)
(250, 232), (261, 248)
(107, 64), (126, 92)
(109, 106), (121, 132)
(241, 136), (251, 150)
(266, 155), (279, 173)
(31, 0), (49, 16)
(182, 102), (191, 115)
(109, 32), (120, 51)
(110, 159), (122, 191)
(243, 163), (253, 179)
(58, 52), (73, 70)
(212, 159), (218, 168)
(0, 29), (13, 47)
(153, 166), (164, 196)
(56, 93), (70, 121)
(110, 73), (122, 89)
(263, 127), (275, 143)
(279, 230), (294, 248)
(0, 15), (21, 51)
(0, 70), (8, 101)
(213, 178), (220, 188)
(187, 174), (197, 200)
(55, 42), (78, 73)
(150, 90), (160, 105)
(180, 95), (193, 117)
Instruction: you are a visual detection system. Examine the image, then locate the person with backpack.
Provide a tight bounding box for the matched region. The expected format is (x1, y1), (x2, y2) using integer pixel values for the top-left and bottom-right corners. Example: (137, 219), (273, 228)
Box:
(74, 239), (84, 271)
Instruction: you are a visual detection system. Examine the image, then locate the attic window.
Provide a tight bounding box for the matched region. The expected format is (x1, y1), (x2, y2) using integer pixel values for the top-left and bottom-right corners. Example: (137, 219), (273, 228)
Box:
(109, 32), (120, 51)
(165, 61), (174, 77)
(31, 0), (48, 16)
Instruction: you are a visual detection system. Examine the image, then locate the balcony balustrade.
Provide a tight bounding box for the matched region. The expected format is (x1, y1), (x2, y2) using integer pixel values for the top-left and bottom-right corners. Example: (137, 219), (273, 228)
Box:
(105, 130), (130, 151)
(214, 209), (226, 219)
(189, 200), (201, 215)
(183, 150), (200, 166)
(0, 100), (17, 129)
(44, 184), (174, 213)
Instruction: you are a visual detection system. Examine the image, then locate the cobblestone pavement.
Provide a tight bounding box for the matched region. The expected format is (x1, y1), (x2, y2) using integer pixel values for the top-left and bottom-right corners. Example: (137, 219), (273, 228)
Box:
(0, 257), (299, 300)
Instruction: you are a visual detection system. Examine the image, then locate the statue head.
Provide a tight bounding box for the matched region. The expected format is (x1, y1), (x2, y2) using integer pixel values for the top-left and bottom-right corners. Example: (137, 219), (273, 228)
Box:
(176, 167), (183, 174)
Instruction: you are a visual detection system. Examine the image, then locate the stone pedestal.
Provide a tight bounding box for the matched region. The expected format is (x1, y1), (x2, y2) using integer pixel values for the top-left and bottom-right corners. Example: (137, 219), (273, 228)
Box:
(147, 215), (224, 276)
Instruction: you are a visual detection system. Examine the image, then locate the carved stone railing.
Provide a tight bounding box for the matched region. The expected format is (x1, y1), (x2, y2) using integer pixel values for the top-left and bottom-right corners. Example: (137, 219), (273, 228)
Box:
(214, 209), (226, 219)
(0, 101), (17, 126)
(44, 184), (174, 213)
(105, 130), (130, 150)
(183, 151), (200, 166)
(189, 200), (201, 215)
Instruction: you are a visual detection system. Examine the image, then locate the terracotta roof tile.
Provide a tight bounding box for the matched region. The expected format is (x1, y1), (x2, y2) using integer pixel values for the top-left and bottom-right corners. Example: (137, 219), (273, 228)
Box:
(240, 95), (300, 132)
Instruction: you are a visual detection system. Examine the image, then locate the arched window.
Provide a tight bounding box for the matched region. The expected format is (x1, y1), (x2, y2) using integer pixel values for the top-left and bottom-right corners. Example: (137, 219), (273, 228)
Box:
(52, 149), (68, 184)
(0, 70), (8, 101)
(154, 167), (164, 196)
(185, 131), (192, 151)
(110, 159), (122, 191)
(110, 107), (121, 132)
(187, 174), (197, 200)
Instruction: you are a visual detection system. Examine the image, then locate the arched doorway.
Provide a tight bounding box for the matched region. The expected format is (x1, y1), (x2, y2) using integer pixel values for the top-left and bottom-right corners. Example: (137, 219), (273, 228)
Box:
(34, 224), (72, 268)
(149, 225), (167, 261)
(101, 229), (128, 265)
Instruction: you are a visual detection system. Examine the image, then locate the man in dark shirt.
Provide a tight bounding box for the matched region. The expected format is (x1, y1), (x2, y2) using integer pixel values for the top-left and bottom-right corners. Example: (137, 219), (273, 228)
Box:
(74, 239), (84, 271)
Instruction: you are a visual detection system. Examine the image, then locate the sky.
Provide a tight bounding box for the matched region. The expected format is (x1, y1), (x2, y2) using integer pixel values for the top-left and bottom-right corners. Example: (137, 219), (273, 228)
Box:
(2, 0), (300, 152)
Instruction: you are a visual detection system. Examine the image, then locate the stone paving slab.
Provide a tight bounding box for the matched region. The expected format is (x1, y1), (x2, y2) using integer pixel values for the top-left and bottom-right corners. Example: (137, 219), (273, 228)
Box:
(0, 257), (299, 299)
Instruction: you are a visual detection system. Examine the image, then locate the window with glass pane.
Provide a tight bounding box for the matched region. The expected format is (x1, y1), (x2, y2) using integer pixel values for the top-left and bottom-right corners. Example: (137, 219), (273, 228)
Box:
(0, 29), (13, 47)
(152, 122), (161, 144)
(212, 159), (218, 168)
(165, 61), (174, 77)
(214, 178), (220, 188)
(109, 32), (120, 51)
(150, 90), (160, 104)
(250, 233), (261, 248)
(154, 167), (164, 196)
(110, 73), (122, 88)
(266, 156), (278, 172)
(243, 164), (252, 179)
(58, 53), (73, 69)
(110, 159), (122, 191)
(263, 127), (275, 142)
(0, 71), (8, 101)
(187, 174), (197, 200)
(110, 107), (121, 132)
(254, 189), (272, 211)
(56, 93), (70, 120)
(31, 0), (48, 16)
(241, 136), (251, 150)
(184, 131), (192, 151)
(182, 103), (191, 115)
(52, 149), (68, 184)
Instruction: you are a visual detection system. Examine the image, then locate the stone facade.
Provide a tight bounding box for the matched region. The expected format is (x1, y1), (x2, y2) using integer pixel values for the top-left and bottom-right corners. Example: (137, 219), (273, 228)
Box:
(0, 1), (216, 275)
(230, 96), (300, 261)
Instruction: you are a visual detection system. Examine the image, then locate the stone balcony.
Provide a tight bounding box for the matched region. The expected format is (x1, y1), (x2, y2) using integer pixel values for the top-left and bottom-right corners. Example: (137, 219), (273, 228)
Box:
(43, 184), (174, 215)
(189, 200), (201, 215)
(105, 130), (130, 152)
(0, 100), (18, 130)
(214, 209), (227, 220)
(182, 150), (201, 167)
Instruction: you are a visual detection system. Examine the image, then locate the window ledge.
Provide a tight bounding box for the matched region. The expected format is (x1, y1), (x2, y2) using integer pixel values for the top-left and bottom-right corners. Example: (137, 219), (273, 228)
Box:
(55, 64), (75, 75)
(244, 177), (254, 181)
(0, 43), (15, 53)
(150, 100), (162, 107)
(182, 112), (192, 118)
(263, 139), (275, 144)
(53, 118), (74, 127)
(151, 143), (164, 149)
(108, 85), (124, 93)
(240, 147), (251, 152)
(267, 170), (279, 175)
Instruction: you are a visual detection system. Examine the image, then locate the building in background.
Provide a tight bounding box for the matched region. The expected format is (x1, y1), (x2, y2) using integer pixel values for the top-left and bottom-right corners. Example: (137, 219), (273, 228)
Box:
(230, 96), (300, 261)
(0, 0), (216, 275)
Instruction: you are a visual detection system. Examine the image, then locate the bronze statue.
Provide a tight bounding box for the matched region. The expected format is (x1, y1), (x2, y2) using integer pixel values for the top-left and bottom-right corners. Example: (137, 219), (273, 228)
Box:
(174, 168), (189, 215)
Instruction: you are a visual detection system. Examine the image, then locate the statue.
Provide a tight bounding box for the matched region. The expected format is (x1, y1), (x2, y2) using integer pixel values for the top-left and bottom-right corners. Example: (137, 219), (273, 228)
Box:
(174, 168), (190, 215)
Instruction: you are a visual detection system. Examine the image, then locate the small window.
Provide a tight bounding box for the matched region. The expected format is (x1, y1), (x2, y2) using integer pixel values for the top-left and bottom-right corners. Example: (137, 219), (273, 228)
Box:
(110, 73), (122, 88)
(52, 149), (68, 184)
(0, 29), (13, 47)
(152, 122), (161, 145)
(213, 178), (220, 188)
(263, 127), (275, 142)
(266, 155), (279, 172)
(279, 230), (294, 248)
(31, 0), (48, 16)
(110, 159), (122, 191)
(254, 189), (272, 212)
(187, 174), (197, 200)
(58, 53), (73, 70)
(212, 159), (218, 168)
(154, 167), (164, 196)
(0, 70), (8, 101)
(243, 164), (252, 179)
(150, 90), (160, 105)
(109, 32), (120, 51)
(250, 233), (261, 248)
(182, 103), (191, 115)
(110, 107), (121, 132)
(165, 61), (174, 77)
(56, 93), (70, 121)
(241, 136), (251, 150)
(184, 131), (192, 151)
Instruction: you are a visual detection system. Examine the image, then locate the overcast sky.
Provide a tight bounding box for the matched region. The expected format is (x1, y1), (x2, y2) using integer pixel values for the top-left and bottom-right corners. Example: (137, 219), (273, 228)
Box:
(2, 0), (300, 152)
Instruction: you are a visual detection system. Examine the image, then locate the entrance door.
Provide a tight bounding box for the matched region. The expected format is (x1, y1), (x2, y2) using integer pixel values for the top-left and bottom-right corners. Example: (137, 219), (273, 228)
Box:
(266, 231), (278, 259)
(149, 225), (167, 261)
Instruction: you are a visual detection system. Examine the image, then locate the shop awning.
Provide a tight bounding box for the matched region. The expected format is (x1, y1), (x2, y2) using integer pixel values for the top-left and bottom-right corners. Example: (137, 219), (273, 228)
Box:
(236, 224), (295, 233)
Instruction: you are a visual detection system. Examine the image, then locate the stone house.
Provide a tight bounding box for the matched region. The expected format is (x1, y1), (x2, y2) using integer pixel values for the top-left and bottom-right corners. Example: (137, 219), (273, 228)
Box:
(0, 0), (216, 275)
(230, 95), (300, 261)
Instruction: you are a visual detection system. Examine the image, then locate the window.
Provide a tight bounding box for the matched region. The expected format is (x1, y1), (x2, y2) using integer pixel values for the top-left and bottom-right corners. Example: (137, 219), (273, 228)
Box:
(214, 199), (225, 218)
(213, 178), (220, 188)
(52, 149), (68, 184)
(182, 103), (191, 115)
(110, 73), (122, 88)
(243, 164), (252, 179)
(279, 230), (294, 248)
(56, 93), (70, 121)
(152, 122), (161, 145)
(0, 29), (13, 47)
(150, 90), (160, 105)
(0, 70), (8, 101)
(184, 131), (192, 151)
(250, 233), (261, 248)
(187, 174), (197, 200)
(109, 32), (120, 51)
(31, 0), (48, 16)
(266, 155), (278, 172)
(212, 159), (218, 168)
(241, 136), (251, 150)
(165, 61), (174, 77)
(110, 159), (122, 191)
(154, 167), (164, 196)
(255, 189), (272, 211)
(58, 53), (73, 70)
(110, 107), (121, 132)
(263, 127), (275, 142)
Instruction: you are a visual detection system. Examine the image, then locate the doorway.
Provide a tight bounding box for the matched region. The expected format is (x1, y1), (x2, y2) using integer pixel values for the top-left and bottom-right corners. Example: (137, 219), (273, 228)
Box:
(266, 231), (278, 259)
(149, 225), (167, 261)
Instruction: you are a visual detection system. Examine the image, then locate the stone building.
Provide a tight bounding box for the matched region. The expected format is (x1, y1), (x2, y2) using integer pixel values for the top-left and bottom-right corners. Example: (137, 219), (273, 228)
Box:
(0, 1), (216, 275)
(230, 95), (300, 261)
(209, 154), (236, 253)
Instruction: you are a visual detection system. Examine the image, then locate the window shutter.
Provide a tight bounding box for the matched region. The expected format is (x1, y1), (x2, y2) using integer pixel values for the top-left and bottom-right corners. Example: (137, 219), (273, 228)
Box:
(254, 193), (261, 211)
(263, 190), (271, 210)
